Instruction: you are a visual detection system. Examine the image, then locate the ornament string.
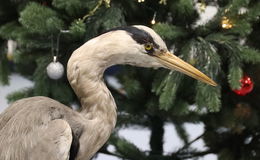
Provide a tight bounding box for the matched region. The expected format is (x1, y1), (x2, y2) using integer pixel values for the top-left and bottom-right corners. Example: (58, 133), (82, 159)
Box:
(51, 30), (70, 62)
(51, 34), (56, 62)
(56, 30), (70, 61)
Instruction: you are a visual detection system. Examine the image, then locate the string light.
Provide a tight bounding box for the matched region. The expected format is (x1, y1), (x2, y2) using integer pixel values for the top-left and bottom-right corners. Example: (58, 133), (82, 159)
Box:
(138, 0), (145, 3)
(6, 39), (17, 61)
(151, 12), (157, 25)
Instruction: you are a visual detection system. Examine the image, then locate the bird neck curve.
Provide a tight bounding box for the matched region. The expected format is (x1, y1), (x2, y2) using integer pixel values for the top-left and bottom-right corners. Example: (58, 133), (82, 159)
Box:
(67, 37), (118, 129)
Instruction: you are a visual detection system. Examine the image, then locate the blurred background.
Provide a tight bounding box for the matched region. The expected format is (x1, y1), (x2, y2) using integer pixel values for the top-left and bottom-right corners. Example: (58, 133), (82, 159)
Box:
(0, 0), (260, 160)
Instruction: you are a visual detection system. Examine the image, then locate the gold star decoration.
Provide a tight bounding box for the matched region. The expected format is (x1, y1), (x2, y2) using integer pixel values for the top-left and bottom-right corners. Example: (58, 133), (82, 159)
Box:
(159, 0), (167, 5)
(103, 0), (111, 7)
(198, 2), (206, 12)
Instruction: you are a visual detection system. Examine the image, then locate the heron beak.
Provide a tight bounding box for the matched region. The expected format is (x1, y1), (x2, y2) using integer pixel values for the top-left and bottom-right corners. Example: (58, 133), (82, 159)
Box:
(154, 51), (217, 86)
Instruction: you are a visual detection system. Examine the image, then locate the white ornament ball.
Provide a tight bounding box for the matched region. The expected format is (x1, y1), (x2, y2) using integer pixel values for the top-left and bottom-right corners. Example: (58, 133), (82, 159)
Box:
(238, 7), (248, 15)
(46, 61), (64, 80)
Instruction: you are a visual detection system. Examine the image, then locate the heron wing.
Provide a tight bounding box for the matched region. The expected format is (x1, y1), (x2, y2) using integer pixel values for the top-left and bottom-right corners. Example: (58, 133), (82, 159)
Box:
(0, 118), (73, 160)
(30, 119), (73, 160)
(0, 97), (78, 160)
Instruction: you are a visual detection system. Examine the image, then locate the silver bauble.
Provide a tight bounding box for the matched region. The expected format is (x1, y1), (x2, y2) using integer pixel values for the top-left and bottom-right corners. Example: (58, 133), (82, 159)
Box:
(46, 61), (64, 80)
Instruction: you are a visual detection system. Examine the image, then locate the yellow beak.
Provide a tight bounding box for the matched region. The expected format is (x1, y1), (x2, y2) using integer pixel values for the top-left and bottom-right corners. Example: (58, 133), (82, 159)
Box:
(155, 52), (217, 86)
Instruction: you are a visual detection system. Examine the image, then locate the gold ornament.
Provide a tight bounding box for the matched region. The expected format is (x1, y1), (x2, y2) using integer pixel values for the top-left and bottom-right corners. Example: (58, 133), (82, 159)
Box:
(159, 0), (167, 5)
(198, 2), (206, 12)
(221, 16), (233, 29)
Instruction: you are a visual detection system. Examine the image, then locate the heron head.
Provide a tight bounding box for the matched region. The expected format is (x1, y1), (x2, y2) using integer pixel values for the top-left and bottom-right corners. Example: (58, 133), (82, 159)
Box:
(104, 25), (216, 86)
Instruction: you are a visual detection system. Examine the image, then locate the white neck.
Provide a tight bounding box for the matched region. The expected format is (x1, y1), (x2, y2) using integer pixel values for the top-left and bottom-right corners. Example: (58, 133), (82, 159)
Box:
(67, 34), (120, 129)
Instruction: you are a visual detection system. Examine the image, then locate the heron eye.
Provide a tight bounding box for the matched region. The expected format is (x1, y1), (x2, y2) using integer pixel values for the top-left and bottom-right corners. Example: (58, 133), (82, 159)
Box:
(144, 43), (153, 51)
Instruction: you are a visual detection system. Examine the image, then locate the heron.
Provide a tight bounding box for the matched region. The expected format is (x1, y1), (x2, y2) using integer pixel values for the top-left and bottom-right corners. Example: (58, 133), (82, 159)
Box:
(0, 25), (216, 160)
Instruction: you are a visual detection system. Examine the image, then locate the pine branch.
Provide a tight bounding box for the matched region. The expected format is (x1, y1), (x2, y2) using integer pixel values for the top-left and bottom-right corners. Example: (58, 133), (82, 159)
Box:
(173, 149), (216, 159)
(82, 0), (104, 21)
(98, 148), (127, 160)
(175, 133), (204, 153)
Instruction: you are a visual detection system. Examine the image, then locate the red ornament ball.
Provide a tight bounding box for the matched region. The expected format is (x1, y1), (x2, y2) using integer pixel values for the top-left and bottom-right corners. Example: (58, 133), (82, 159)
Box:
(233, 75), (254, 96)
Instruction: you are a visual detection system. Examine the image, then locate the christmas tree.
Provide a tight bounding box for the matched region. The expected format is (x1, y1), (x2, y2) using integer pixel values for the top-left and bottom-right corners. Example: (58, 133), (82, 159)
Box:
(0, 0), (260, 159)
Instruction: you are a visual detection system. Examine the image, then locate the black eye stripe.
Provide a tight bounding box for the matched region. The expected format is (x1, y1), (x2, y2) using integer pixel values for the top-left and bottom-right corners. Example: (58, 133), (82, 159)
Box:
(105, 26), (159, 49)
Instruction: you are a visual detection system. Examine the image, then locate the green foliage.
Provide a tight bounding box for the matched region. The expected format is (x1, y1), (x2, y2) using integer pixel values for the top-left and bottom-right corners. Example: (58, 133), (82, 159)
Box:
(225, 18), (252, 37)
(0, 22), (23, 40)
(0, 53), (10, 85)
(153, 23), (187, 40)
(240, 47), (260, 64)
(33, 56), (51, 96)
(248, 1), (260, 21)
(101, 5), (125, 30)
(69, 19), (86, 39)
(196, 82), (221, 112)
(122, 74), (145, 99)
(49, 82), (74, 104)
(228, 58), (243, 89)
(110, 135), (147, 160)
(169, 0), (199, 25)
(19, 2), (64, 34)
(52, 0), (96, 17)
(158, 72), (183, 110)
(7, 88), (34, 103)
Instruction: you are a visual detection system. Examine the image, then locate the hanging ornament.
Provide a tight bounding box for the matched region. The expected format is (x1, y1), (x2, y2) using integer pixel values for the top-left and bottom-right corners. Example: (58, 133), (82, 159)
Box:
(193, 2), (218, 27)
(6, 39), (17, 61)
(151, 12), (157, 25)
(221, 16), (233, 29)
(166, 12), (173, 23)
(46, 30), (69, 80)
(239, 38), (246, 45)
(233, 75), (254, 96)
(46, 56), (64, 80)
(159, 0), (167, 5)
(238, 7), (248, 15)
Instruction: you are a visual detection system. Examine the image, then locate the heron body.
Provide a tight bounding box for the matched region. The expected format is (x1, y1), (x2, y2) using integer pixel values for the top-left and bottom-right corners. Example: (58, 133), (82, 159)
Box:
(0, 25), (216, 160)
